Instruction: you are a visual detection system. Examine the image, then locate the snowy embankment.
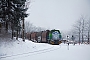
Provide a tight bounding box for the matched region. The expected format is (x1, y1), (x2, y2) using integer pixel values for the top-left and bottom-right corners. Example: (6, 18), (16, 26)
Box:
(0, 38), (53, 56)
(0, 38), (90, 60)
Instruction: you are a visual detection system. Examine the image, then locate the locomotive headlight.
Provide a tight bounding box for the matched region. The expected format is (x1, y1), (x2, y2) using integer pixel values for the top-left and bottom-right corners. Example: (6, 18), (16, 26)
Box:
(51, 40), (54, 41)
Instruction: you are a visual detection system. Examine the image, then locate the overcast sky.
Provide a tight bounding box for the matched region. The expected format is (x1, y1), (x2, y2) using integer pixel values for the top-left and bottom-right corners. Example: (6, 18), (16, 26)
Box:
(25, 0), (90, 32)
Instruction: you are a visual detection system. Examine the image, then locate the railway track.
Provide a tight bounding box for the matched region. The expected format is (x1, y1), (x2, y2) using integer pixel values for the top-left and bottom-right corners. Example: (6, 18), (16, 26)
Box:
(0, 44), (60, 59)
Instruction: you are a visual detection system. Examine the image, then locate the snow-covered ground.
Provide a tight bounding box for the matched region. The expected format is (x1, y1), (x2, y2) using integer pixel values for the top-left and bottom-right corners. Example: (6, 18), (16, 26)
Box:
(0, 38), (90, 60)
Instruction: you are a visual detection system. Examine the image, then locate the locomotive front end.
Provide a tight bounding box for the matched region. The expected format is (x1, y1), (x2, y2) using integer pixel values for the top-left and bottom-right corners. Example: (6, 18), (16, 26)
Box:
(49, 30), (62, 45)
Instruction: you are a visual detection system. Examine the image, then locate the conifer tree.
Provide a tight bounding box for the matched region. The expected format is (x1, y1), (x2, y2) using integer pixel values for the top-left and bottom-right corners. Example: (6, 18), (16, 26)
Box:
(0, 0), (28, 39)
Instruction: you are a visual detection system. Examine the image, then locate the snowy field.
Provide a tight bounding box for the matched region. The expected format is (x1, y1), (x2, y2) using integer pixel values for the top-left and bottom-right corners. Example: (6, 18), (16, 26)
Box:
(0, 38), (90, 60)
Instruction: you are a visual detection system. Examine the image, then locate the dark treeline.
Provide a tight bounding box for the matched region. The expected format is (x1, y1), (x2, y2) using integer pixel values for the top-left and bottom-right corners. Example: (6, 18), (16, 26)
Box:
(0, 0), (29, 40)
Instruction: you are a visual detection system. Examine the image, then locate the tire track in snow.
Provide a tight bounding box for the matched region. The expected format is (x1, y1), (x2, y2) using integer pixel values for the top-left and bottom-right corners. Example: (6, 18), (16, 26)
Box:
(0, 45), (54, 59)
(1, 45), (61, 60)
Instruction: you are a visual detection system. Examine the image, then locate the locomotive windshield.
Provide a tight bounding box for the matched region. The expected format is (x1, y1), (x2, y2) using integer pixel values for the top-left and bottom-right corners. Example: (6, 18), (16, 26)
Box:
(49, 30), (61, 40)
(52, 31), (60, 40)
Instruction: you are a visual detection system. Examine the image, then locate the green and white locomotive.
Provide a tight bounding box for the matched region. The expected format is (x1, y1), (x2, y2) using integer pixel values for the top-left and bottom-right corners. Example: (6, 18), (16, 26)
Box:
(48, 29), (62, 45)
(26, 29), (62, 45)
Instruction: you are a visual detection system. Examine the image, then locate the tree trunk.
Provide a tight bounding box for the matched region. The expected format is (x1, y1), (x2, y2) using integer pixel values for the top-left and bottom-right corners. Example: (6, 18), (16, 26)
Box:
(11, 22), (14, 39)
(82, 19), (84, 43)
(11, 27), (14, 39)
(22, 17), (25, 41)
(82, 32), (84, 43)
(88, 31), (89, 44)
(6, 21), (8, 33)
(79, 32), (80, 45)
(16, 30), (18, 40)
(19, 30), (20, 38)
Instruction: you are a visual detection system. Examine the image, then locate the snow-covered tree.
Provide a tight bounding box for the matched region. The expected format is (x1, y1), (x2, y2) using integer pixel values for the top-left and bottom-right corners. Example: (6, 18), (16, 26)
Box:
(25, 21), (33, 33)
(72, 19), (82, 43)
(25, 21), (46, 33)
(70, 15), (90, 44)
(85, 18), (90, 44)
(0, 0), (29, 39)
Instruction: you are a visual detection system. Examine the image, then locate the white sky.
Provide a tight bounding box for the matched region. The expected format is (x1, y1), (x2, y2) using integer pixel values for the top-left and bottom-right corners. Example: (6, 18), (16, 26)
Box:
(25, 0), (90, 32)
